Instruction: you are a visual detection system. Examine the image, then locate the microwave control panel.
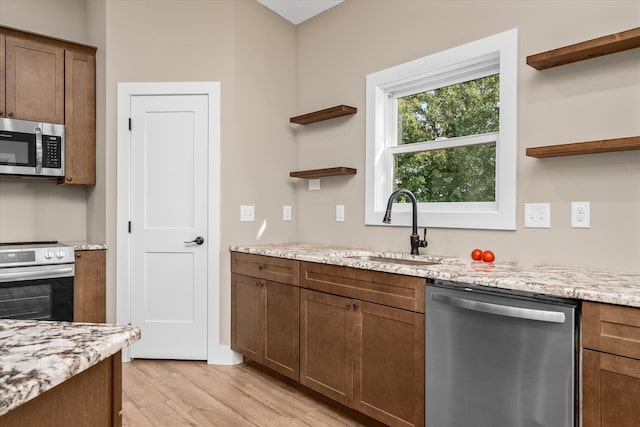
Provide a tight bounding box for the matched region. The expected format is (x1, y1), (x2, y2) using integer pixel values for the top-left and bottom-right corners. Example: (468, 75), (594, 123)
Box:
(43, 135), (62, 169)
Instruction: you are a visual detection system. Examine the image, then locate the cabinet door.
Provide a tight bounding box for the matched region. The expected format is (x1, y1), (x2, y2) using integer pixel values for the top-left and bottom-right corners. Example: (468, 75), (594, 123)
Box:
(5, 35), (64, 123)
(354, 301), (425, 427)
(74, 250), (106, 323)
(262, 280), (299, 381)
(61, 49), (96, 185)
(300, 289), (354, 406)
(583, 349), (640, 427)
(231, 273), (261, 361)
(0, 34), (5, 118)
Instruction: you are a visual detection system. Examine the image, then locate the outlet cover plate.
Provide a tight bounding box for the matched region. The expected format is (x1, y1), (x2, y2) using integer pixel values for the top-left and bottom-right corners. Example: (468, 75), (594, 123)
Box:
(336, 204), (345, 222)
(571, 201), (590, 228)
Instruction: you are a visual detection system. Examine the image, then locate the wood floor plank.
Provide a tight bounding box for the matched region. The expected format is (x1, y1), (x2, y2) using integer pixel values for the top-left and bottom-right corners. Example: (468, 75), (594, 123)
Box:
(122, 360), (369, 426)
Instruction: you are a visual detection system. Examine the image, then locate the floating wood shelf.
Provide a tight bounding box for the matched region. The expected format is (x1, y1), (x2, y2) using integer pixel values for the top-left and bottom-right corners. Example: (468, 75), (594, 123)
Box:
(290, 105), (357, 125)
(526, 136), (640, 158)
(289, 167), (357, 179)
(526, 27), (640, 70)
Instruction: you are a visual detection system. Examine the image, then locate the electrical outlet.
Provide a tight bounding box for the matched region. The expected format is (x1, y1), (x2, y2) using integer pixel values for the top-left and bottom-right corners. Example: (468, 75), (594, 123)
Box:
(524, 203), (550, 228)
(571, 201), (590, 228)
(283, 205), (292, 221)
(240, 205), (255, 222)
(336, 205), (345, 222)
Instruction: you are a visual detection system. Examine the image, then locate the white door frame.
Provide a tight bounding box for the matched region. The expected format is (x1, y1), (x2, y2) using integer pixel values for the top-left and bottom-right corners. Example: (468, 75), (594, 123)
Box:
(116, 82), (238, 364)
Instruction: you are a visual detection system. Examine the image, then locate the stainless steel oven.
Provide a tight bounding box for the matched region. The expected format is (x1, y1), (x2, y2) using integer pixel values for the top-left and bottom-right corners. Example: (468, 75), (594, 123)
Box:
(0, 242), (74, 321)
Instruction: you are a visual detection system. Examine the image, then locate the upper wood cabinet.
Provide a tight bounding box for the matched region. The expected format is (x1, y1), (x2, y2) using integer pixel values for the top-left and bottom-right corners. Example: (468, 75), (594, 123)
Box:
(61, 50), (96, 185)
(4, 35), (65, 123)
(0, 26), (97, 186)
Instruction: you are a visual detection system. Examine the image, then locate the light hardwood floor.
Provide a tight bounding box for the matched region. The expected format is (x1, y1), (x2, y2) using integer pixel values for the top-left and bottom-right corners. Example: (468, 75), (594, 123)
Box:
(122, 360), (370, 426)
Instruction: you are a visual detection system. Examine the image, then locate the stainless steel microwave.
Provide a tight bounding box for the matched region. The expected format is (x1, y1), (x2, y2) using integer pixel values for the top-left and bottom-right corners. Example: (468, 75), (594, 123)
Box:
(0, 118), (65, 178)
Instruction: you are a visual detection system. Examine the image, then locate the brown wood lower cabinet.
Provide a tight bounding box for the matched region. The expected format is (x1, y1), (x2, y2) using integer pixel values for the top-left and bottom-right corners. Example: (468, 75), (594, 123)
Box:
(231, 253), (425, 427)
(74, 249), (106, 323)
(0, 351), (122, 427)
(300, 289), (354, 405)
(300, 288), (425, 427)
(583, 349), (640, 427)
(582, 301), (640, 427)
(231, 273), (300, 380)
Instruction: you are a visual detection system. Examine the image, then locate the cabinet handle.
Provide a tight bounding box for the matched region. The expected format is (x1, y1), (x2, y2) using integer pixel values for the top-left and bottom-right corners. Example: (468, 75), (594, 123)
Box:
(7, 112), (13, 118)
(0, 111), (3, 116)
(66, 177), (72, 182)
(345, 303), (351, 309)
(255, 280), (261, 287)
(353, 302), (358, 309)
(258, 265), (264, 270)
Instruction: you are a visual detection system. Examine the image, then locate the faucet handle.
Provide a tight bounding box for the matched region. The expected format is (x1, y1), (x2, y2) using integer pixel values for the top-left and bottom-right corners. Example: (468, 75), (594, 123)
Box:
(420, 228), (428, 248)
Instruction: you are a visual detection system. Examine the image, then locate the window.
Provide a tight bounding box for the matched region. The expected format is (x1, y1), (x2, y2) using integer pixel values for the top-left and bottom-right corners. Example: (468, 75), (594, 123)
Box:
(365, 29), (517, 230)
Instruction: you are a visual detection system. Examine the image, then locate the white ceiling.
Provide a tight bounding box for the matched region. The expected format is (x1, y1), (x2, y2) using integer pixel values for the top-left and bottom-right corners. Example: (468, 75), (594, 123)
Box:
(257, 0), (344, 25)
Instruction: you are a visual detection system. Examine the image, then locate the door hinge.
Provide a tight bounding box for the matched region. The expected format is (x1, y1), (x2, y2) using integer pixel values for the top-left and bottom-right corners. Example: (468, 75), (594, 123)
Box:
(128, 118), (132, 131)
(128, 221), (131, 233)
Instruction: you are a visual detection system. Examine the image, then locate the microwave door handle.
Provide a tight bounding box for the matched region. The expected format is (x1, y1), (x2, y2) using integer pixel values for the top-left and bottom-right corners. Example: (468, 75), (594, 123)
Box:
(35, 126), (43, 174)
(431, 292), (566, 324)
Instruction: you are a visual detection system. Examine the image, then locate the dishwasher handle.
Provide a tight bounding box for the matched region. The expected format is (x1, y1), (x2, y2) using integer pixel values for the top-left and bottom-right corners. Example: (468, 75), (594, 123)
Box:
(431, 292), (566, 324)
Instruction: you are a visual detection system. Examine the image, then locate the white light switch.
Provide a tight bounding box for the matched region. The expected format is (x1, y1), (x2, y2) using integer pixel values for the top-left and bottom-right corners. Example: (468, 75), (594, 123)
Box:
(524, 203), (550, 228)
(240, 205), (255, 222)
(336, 204), (345, 222)
(283, 205), (292, 221)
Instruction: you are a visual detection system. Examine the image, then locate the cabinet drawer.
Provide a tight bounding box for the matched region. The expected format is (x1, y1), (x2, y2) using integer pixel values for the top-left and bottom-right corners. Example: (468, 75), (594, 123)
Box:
(301, 261), (425, 313)
(583, 301), (640, 359)
(231, 252), (299, 285)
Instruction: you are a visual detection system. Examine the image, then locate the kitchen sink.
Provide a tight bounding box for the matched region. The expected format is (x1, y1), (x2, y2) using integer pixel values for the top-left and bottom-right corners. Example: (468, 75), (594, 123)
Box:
(345, 255), (439, 266)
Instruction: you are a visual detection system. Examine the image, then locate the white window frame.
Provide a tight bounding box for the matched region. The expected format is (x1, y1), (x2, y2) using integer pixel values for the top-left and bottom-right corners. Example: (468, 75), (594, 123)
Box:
(365, 29), (517, 230)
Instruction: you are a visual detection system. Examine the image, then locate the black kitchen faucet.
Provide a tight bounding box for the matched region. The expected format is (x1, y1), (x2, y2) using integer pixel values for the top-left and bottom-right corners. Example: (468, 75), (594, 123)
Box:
(382, 188), (428, 255)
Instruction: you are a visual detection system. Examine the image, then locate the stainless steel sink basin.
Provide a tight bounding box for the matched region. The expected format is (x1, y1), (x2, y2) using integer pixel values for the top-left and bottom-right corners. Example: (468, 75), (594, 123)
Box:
(346, 255), (439, 266)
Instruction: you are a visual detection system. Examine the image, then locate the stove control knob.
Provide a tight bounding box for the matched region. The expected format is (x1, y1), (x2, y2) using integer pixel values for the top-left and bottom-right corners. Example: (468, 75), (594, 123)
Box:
(56, 249), (66, 259)
(44, 250), (54, 260)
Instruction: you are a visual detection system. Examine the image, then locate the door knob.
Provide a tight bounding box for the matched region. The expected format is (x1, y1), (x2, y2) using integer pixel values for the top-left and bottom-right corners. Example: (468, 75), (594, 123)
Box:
(184, 236), (204, 245)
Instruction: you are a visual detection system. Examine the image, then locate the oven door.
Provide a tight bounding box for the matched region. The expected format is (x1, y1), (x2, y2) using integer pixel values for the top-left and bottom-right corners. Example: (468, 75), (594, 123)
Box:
(0, 264), (74, 321)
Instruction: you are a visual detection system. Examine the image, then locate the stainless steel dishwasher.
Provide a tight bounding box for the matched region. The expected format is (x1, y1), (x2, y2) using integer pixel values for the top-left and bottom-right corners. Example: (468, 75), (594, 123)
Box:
(426, 280), (579, 427)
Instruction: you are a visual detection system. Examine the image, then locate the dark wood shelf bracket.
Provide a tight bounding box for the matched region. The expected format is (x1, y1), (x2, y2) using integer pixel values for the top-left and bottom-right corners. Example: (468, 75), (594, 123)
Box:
(290, 105), (357, 125)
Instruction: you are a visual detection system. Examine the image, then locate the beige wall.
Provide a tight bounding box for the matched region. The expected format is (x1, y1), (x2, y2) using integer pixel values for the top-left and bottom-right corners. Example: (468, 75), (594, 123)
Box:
(294, 0), (640, 273)
(101, 0), (297, 336)
(0, 0), (90, 243)
(1, 0), (638, 347)
(0, 1), (297, 341)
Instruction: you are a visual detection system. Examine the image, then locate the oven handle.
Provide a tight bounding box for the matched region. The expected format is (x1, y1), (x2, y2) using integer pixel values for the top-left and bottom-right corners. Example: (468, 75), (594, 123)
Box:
(35, 126), (43, 175)
(0, 266), (74, 282)
(431, 292), (566, 324)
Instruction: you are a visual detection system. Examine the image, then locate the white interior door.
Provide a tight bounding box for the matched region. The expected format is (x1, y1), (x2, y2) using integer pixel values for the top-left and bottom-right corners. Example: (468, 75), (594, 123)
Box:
(129, 94), (208, 360)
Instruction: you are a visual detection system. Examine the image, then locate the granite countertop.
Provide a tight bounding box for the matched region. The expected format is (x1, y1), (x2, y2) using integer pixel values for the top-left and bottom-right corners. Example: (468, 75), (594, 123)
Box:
(62, 241), (108, 251)
(0, 320), (140, 416)
(230, 243), (640, 308)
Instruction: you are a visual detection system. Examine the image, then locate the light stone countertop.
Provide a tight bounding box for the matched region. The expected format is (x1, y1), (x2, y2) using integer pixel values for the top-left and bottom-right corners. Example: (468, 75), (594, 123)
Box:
(0, 320), (140, 416)
(62, 241), (108, 251)
(230, 242), (640, 308)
